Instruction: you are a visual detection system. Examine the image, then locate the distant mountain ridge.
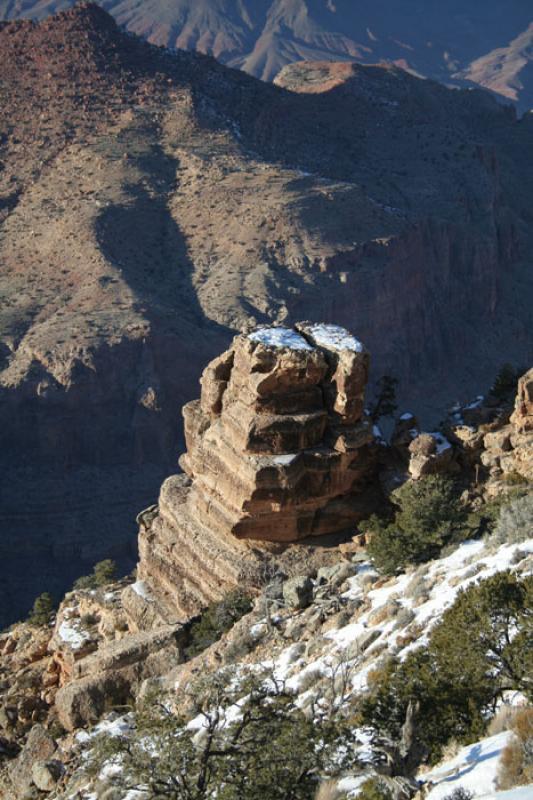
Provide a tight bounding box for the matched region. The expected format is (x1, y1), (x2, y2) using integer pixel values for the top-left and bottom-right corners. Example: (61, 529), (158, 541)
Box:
(1, 0), (532, 111)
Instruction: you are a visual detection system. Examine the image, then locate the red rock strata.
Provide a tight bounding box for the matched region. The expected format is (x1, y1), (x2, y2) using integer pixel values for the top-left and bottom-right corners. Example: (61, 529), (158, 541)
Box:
(133, 324), (376, 620)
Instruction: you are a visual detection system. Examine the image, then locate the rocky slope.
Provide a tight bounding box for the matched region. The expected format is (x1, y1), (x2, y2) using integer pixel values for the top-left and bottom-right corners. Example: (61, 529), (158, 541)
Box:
(1, 1), (532, 111)
(1, 463), (530, 797)
(0, 332), (530, 797)
(1, 4), (533, 625)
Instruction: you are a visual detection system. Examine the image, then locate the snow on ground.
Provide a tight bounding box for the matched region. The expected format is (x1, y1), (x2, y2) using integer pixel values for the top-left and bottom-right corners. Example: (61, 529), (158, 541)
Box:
(271, 453), (299, 466)
(337, 775), (367, 795)
(429, 431), (452, 454)
(421, 731), (514, 799)
(260, 536), (532, 702)
(464, 395), (485, 410)
(57, 618), (92, 651)
(486, 789), (533, 799)
(71, 530), (532, 800)
(305, 323), (365, 352)
(76, 714), (134, 744)
(131, 580), (153, 601)
(248, 327), (312, 350)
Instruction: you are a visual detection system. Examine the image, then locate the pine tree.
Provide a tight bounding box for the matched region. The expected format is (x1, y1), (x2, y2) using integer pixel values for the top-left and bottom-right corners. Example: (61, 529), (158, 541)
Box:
(93, 559), (117, 586)
(366, 476), (466, 573)
(27, 592), (55, 626)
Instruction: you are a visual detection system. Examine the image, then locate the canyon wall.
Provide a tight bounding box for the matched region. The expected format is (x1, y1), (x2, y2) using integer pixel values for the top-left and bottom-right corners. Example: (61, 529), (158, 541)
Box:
(0, 6), (531, 624)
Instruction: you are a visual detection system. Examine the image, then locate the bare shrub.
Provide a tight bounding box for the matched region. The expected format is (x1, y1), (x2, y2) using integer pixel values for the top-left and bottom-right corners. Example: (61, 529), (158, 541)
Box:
(314, 780), (346, 800)
(298, 666), (324, 693)
(488, 704), (521, 736)
(487, 494), (533, 548)
(497, 706), (533, 789)
(442, 789), (473, 800)
(394, 607), (415, 630)
(405, 574), (429, 600)
(368, 601), (399, 626)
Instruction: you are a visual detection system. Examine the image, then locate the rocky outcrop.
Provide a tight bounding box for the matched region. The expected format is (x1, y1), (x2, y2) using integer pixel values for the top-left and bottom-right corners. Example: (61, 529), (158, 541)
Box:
(2, 4), (533, 627)
(505, 368), (533, 481)
(473, 370), (533, 487)
(47, 583), (187, 731)
(134, 324), (377, 623)
(408, 431), (456, 480)
(54, 625), (185, 730)
(442, 369), (533, 492)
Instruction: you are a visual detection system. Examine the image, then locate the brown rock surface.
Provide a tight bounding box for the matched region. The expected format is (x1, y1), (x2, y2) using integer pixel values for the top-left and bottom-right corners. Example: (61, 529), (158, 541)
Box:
(1, 4), (533, 626)
(54, 626), (185, 730)
(6, 724), (57, 798)
(3, 2), (532, 112)
(511, 368), (533, 433)
(408, 431), (456, 480)
(508, 368), (533, 481)
(442, 369), (533, 490)
(0, 625), (55, 752)
(135, 324), (377, 622)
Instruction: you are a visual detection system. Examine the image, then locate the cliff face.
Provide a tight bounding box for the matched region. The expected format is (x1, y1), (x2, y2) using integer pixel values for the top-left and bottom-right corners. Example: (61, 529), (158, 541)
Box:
(134, 324), (377, 622)
(0, 339), (530, 790)
(1, 5), (532, 624)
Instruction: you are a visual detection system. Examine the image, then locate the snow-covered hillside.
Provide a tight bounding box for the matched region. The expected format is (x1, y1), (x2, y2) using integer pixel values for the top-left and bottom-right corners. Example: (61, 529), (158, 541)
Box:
(60, 530), (532, 799)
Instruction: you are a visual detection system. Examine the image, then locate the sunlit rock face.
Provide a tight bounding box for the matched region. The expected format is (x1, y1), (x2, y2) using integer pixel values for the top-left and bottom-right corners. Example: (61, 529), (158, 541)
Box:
(134, 324), (377, 622)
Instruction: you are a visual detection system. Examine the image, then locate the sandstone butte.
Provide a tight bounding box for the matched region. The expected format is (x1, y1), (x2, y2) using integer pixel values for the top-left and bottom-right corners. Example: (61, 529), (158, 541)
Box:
(3, 342), (531, 737)
(127, 323), (378, 624)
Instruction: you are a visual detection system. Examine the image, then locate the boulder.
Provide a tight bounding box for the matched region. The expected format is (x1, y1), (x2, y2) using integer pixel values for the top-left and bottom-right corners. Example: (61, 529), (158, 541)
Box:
(483, 428), (512, 451)
(408, 432), (455, 479)
(346, 628), (381, 657)
(31, 759), (64, 792)
(55, 672), (131, 731)
(53, 626), (186, 730)
(7, 725), (56, 798)
(283, 576), (313, 610)
(317, 562), (357, 589)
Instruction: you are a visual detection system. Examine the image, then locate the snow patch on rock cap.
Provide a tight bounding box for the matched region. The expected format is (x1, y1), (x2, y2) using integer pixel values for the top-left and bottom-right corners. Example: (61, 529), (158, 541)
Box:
(248, 327), (312, 350)
(304, 323), (365, 352)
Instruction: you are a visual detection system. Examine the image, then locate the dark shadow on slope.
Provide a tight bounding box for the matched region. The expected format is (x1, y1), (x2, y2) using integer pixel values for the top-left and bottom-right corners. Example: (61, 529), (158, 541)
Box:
(0, 139), (233, 628)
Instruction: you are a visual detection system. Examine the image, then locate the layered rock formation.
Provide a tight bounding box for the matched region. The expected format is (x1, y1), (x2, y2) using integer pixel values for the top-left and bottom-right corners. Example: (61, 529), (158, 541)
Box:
(1, 4), (533, 626)
(133, 324), (376, 623)
(481, 367), (533, 484)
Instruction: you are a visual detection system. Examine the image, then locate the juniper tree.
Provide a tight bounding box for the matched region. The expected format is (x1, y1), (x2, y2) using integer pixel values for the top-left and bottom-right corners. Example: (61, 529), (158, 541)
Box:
(73, 558), (117, 590)
(86, 668), (357, 800)
(27, 592), (55, 626)
(366, 476), (467, 573)
(360, 572), (533, 765)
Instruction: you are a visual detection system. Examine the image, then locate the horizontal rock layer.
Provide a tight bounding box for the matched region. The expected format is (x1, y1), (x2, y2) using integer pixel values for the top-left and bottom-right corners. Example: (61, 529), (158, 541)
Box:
(134, 324), (377, 623)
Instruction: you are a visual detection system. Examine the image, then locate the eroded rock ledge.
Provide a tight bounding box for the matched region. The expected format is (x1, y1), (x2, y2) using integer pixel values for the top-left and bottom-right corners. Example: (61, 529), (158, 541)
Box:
(132, 323), (377, 624)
